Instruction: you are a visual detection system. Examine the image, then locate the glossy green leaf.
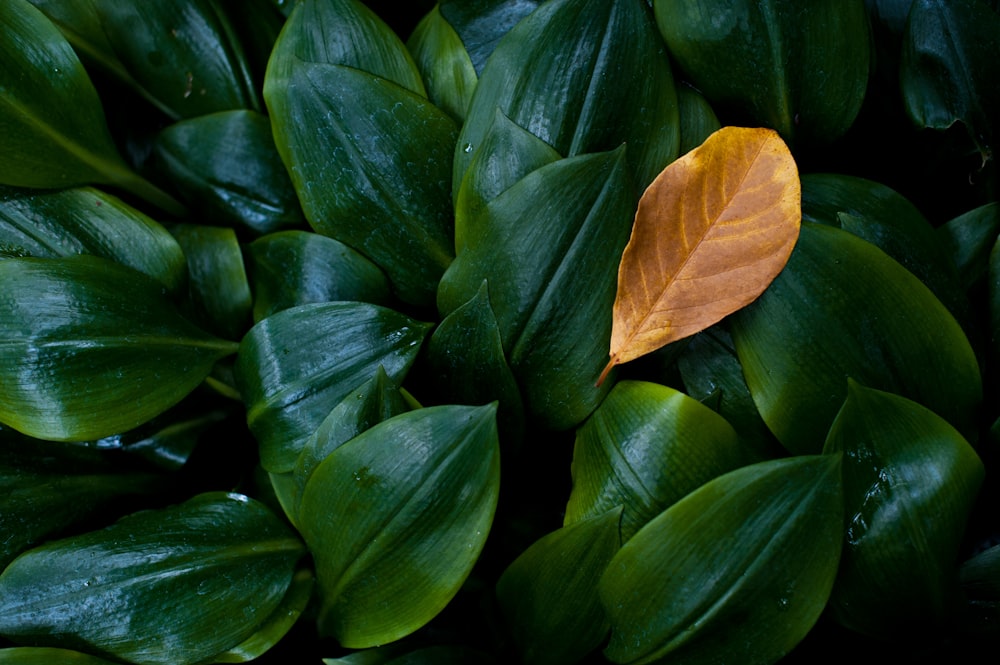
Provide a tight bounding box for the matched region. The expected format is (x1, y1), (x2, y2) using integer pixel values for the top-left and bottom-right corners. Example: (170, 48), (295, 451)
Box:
(676, 327), (785, 462)
(454, 108), (561, 253)
(496, 506), (622, 665)
(438, 149), (636, 430)
(454, 0), (679, 196)
(438, 0), (543, 74)
(0, 440), (162, 569)
(211, 567), (315, 663)
(731, 222), (981, 455)
(265, 0), (426, 98)
(0, 647), (118, 665)
(153, 110), (305, 235)
(298, 404), (500, 648)
(171, 224), (252, 342)
(939, 201), (1000, 288)
(235, 302), (431, 473)
(901, 0), (1000, 162)
(566, 380), (751, 542)
(0, 492), (304, 665)
(654, 0), (871, 146)
(959, 544), (1000, 638)
(675, 83), (721, 156)
(407, 5), (478, 122)
(0, 0), (182, 214)
(285, 366), (411, 526)
(801, 173), (968, 323)
(0, 185), (186, 292)
(822, 381), (985, 638)
(29, 0), (260, 119)
(0, 256), (239, 441)
(425, 281), (525, 444)
(600, 455), (844, 665)
(245, 230), (392, 322)
(266, 58), (457, 306)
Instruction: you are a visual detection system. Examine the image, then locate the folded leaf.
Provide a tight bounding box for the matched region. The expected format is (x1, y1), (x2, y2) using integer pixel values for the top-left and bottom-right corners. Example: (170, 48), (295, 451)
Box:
(407, 5), (478, 122)
(600, 454), (844, 665)
(0, 256), (238, 441)
(654, 0), (871, 145)
(602, 127), (800, 382)
(153, 110), (305, 234)
(731, 222), (982, 454)
(496, 506), (622, 665)
(823, 381), (985, 638)
(235, 302), (431, 473)
(901, 0), (1000, 162)
(0, 0), (181, 214)
(566, 380), (751, 542)
(298, 404), (500, 648)
(938, 201), (1000, 288)
(454, 0), (679, 196)
(438, 148), (636, 430)
(0, 185), (186, 292)
(0, 493), (304, 665)
(438, 0), (543, 74)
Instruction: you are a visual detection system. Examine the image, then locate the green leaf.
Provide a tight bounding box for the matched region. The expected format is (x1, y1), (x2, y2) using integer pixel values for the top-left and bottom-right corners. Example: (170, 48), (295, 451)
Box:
(960, 544), (1000, 638)
(0, 439), (162, 569)
(566, 380), (752, 542)
(731, 222), (982, 455)
(211, 567), (315, 663)
(676, 327), (785, 461)
(0, 184), (186, 292)
(901, 0), (1000, 162)
(675, 83), (722, 156)
(285, 366), (411, 526)
(454, 0), (679, 196)
(152, 110), (305, 235)
(454, 108), (561, 253)
(0, 256), (238, 441)
(823, 381), (985, 638)
(0, 0), (182, 214)
(0, 647), (118, 665)
(266, 59), (457, 306)
(600, 455), (844, 665)
(235, 302), (431, 473)
(425, 281), (525, 444)
(407, 5), (478, 122)
(0, 492), (304, 665)
(438, 0), (543, 74)
(171, 224), (252, 342)
(265, 0), (426, 98)
(496, 506), (622, 665)
(28, 0), (259, 119)
(298, 404), (500, 648)
(438, 149), (636, 430)
(938, 201), (1000, 288)
(654, 0), (871, 146)
(801, 173), (968, 324)
(245, 230), (392, 322)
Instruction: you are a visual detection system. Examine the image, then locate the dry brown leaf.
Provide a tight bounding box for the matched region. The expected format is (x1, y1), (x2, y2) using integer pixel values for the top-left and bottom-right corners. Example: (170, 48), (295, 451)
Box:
(599, 126), (800, 385)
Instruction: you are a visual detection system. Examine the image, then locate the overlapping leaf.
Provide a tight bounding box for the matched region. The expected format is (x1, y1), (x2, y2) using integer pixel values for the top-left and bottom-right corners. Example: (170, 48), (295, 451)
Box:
(0, 493), (304, 665)
(0, 256), (238, 441)
(603, 126), (800, 382)
(298, 404), (500, 648)
(600, 455), (844, 665)
(407, 5), (478, 121)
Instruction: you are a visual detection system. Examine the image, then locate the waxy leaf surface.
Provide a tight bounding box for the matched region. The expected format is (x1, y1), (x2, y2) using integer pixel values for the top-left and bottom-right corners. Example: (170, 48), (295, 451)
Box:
(0, 493), (304, 665)
(0, 256), (238, 441)
(823, 381), (984, 638)
(407, 5), (478, 122)
(604, 127), (800, 380)
(600, 455), (844, 665)
(299, 404), (500, 648)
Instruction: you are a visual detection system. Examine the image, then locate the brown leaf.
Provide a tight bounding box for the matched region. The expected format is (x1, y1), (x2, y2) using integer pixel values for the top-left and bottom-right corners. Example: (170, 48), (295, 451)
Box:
(599, 126), (800, 385)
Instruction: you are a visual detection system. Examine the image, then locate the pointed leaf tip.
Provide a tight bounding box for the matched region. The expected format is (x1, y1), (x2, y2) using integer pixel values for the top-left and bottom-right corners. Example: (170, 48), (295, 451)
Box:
(606, 126), (801, 368)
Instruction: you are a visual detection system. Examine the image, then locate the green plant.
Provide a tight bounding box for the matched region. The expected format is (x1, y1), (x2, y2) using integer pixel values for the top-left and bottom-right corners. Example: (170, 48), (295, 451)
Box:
(1, 0), (998, 664)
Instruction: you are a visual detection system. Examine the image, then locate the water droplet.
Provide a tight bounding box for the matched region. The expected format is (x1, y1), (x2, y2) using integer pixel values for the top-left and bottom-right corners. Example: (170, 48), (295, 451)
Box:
(777, 597), (790, 611)
(463, 143), (474, 153)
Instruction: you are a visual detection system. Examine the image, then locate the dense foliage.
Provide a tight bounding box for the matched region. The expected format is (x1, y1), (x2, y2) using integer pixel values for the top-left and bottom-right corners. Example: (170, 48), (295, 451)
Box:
(1, 1), (999, 664)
